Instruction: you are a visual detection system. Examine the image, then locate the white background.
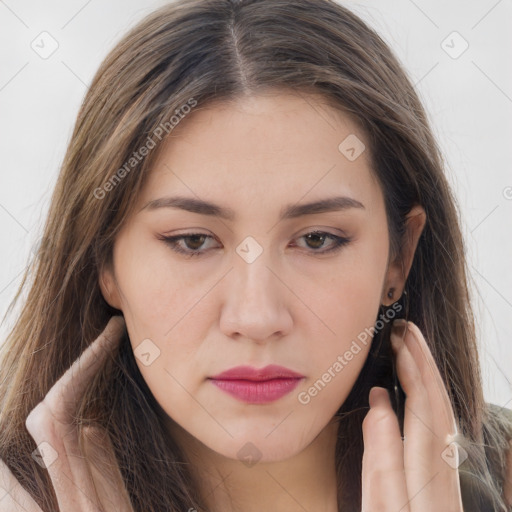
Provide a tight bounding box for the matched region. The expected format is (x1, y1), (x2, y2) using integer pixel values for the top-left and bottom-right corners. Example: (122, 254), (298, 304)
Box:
(0, 0), (511, 408)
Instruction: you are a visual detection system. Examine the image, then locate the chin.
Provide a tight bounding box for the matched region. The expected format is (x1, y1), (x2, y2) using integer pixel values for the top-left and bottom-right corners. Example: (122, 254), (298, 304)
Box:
(204, 429), (312, 465)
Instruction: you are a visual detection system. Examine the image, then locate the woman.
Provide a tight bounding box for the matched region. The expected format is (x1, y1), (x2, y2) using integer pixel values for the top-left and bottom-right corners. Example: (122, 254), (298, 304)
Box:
(0, 0), (511, 510)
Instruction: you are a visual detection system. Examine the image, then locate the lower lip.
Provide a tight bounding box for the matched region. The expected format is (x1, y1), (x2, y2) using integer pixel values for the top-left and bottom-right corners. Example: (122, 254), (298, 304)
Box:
(210, 378), (302, 403)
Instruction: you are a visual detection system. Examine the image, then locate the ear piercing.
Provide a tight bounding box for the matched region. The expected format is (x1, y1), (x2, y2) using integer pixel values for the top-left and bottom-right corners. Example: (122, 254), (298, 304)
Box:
(387, 288), (395, 299)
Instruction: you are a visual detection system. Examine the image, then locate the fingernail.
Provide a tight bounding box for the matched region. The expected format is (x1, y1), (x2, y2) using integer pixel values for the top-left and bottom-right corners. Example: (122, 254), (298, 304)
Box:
(390, 319), (408, 350)
(369, 386), (390, 408)
(392, 318), (408, 335)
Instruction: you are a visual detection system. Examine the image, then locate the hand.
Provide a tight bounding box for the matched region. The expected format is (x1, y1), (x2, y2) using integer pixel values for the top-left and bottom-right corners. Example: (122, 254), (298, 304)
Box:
(361, 319), (464, 511)
(8, 315), (134, 512)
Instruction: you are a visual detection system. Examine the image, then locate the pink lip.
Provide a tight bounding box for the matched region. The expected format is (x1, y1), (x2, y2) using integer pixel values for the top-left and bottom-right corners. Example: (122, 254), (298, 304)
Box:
(209, 365), (305, 404)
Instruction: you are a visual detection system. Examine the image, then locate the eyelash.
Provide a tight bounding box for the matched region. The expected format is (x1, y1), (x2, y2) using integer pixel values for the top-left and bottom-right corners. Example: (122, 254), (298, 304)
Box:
(158, 231), (351, 258)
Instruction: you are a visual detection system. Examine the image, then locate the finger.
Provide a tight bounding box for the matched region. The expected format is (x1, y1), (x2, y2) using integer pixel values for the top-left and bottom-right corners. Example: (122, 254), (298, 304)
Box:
(401, 321), (457, 438)
(81, 426), (133, 512)
(25, 316), (126, 511)
(362, 387), (410, 512)
(390, 320), (433, 462)
(391, 329), (436, 510)
(391, 320), (463, 511)
(0, 459), (43, 512)
(39, 315), (125, 427)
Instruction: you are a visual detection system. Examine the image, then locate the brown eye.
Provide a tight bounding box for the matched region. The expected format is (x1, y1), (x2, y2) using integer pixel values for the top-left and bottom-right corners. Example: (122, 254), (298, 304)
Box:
(183, 234), (208, 250)
(159, 230), (350, 258)
(159, 233), (220, 257)
(304, 232), (327, 249)
(293, 231), (351, 254)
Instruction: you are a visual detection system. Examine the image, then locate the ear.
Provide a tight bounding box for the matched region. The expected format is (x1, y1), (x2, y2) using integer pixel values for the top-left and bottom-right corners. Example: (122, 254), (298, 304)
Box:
(98, 263), (123, 310)
(381, 204), (426, 306)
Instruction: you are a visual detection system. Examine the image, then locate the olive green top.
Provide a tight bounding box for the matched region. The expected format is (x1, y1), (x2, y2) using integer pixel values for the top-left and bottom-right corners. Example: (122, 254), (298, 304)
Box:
(459, 403), (512, 511)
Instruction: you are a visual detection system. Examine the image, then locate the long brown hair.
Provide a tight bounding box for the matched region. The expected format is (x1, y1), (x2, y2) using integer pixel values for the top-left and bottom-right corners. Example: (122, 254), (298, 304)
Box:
(1, 1), (511, 510)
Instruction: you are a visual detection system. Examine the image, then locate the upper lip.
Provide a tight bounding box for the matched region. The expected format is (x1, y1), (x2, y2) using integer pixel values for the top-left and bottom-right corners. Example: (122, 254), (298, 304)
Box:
(210, 365), (304, 381)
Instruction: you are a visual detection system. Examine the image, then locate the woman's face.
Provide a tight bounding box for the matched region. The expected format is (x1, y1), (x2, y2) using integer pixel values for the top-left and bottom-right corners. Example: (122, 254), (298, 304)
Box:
(100, 90), (402, 463)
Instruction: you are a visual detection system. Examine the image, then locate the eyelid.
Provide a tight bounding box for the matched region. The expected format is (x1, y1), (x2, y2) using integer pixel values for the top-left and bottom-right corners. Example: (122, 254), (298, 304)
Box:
(156, 231), (220, 257)
(292, 225), (349, 239)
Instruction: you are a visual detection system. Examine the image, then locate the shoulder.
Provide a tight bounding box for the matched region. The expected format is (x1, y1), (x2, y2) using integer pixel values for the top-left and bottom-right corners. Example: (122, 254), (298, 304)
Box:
(0, 458), (42, 512)
(483, 403), (512, 508)
(505, 439), (512, 508)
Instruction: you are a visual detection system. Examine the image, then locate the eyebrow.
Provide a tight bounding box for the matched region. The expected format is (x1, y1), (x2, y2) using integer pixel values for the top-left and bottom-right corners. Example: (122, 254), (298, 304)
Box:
(140, 195), (364, 221)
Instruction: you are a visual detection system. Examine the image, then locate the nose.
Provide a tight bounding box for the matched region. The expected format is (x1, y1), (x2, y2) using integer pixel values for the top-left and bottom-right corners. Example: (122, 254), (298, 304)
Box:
(219, 249), (293, 344)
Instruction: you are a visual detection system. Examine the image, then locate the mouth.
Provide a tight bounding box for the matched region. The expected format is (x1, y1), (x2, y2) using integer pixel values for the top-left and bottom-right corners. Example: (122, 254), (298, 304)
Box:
(208, 365), (305, 404)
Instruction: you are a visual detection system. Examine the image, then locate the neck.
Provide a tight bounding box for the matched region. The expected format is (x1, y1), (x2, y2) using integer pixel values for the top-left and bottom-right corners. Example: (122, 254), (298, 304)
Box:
(167, 419), (340, 512)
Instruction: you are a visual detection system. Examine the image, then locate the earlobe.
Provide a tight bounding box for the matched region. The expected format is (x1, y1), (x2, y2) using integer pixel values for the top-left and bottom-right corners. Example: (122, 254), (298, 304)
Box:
(381, 205), (426, 306)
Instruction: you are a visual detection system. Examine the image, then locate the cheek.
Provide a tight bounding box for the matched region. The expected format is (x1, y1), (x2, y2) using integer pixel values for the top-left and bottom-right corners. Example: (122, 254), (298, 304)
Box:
(112, 236), (215, 382)
(314, 234), (388, 336)
(113, 236), (209, 336)
(112, 248), (211, 419)
(299, 236), (388, 402)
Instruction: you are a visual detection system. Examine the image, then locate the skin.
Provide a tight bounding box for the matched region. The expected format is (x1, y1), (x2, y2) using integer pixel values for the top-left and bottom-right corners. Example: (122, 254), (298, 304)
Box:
(101, 91), (416, 509)
(4, 91), (480, 511)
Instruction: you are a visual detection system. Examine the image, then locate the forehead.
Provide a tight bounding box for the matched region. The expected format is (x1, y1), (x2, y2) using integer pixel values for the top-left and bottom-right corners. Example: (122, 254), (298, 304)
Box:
(135, 90), (381, 216)
(165, 89), (365, 155)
